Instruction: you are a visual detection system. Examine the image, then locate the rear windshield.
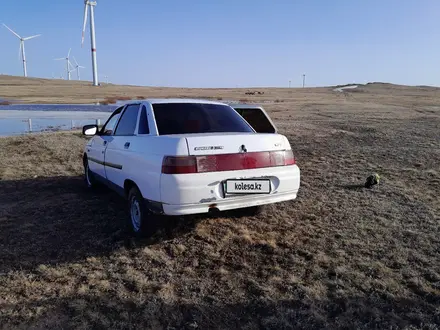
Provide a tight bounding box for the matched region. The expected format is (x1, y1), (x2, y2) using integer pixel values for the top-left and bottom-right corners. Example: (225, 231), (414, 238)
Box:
(152, 103), (254, 135)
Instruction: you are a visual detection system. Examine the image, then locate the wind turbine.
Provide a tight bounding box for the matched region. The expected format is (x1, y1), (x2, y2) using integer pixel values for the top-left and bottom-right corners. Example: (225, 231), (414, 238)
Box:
(54, 48), (74, 80)
(72, 56), (85, 80)
(81, 0), (99, 86)
(2, 23), (41, 77)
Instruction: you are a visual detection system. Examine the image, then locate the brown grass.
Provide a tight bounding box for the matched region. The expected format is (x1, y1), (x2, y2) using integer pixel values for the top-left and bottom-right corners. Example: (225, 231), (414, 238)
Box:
(0, 75), (323, 104)
(0, 79), (439, 329)
(99, 95), (133, 105)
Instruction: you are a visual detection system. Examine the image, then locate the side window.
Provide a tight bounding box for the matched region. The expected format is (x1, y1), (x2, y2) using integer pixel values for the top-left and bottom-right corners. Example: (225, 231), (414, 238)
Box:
(114, 104), (140, 136)
(101, 107), (123, 135)
(138, 105), (150, 134)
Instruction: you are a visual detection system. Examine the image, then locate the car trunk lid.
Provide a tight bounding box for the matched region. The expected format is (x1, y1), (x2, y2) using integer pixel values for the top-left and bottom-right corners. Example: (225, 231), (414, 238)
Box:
(185, 133), (285, 156)
(231, 106), (277, 133)
(161, 133), (295, 174)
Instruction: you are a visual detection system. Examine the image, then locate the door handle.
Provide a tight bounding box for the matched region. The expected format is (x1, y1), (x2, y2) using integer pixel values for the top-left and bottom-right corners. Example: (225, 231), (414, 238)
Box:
(103, 140), (107, 146)
(124, 142), (130, 149)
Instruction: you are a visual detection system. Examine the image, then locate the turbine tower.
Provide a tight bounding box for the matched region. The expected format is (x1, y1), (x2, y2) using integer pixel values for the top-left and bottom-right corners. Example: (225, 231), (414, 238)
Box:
(2, 24), (41, 77)
(54, 48), (74, 80)
(72, 56), (85, 80)
(82, 0), (99, 86)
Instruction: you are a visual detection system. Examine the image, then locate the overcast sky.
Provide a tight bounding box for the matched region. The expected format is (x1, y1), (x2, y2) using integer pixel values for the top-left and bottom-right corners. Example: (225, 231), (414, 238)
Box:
(1, 0), (439, 87)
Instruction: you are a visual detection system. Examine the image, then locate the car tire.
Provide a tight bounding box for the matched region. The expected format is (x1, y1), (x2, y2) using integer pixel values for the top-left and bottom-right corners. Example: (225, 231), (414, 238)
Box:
(84, 157), (98, 189)
(127, 186), (157, 237)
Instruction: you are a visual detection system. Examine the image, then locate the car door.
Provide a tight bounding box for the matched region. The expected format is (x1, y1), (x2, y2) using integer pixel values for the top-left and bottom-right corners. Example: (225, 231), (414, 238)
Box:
(104, 104), (141, 189)
(87, 106), (124, 179)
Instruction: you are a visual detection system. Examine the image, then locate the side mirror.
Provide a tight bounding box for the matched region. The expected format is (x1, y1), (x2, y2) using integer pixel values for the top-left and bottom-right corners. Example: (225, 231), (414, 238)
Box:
(82, 124), (99, 136)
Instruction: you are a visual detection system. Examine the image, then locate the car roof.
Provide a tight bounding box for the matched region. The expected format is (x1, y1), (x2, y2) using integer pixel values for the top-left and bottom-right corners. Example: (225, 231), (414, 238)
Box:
(117, 99), (265, 109)
(227, 103), (264, 109)
(144, 98), (227, 105)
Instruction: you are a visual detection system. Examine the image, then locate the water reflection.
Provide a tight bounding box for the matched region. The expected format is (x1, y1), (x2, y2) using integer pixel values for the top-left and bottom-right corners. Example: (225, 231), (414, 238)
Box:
(0, 118), (107, 136)
(0, 103), (116, 136)
(0, 103), (118, 112)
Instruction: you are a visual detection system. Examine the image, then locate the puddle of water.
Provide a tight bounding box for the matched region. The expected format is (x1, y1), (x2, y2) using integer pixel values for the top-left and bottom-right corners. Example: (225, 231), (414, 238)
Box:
(0, 103), (118, 112)
(0, 107), (112, 136)
(0, 118), (107, 136)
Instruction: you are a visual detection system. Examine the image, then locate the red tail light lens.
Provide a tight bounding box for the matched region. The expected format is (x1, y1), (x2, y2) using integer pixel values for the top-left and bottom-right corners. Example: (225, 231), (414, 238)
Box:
(162, 150), (296, 174)
(197, 153), (246, 172)
(162, 156), (197, 174)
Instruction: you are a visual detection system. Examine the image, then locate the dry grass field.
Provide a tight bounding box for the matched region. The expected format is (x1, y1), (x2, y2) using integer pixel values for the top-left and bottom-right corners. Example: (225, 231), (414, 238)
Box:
(0, 74), (336, 105)
(0, 77), (439, 329)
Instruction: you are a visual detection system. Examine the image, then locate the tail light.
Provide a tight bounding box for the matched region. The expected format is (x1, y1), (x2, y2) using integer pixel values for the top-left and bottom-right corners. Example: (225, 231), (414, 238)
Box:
(162, 156), (197, 174)
(284, 149), (296, 165)
(162, 150), (296, 174)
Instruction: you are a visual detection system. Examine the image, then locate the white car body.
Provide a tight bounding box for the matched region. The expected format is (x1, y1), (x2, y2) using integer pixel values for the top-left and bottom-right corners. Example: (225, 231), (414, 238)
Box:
(83, 99), (300, 216)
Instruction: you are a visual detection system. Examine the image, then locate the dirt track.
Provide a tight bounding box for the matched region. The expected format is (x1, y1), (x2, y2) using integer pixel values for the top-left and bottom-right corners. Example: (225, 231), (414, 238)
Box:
(0, 81), (439, 329)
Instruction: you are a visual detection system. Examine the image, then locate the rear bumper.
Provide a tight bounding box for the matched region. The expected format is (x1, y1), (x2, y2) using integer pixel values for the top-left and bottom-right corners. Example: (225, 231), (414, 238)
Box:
(160, 164), (300, 216)
(162, 190), (298, 216)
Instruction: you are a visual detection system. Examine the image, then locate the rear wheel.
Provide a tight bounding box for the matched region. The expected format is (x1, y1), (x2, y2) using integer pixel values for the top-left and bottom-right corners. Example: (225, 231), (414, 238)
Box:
(127, 186), (157, 237)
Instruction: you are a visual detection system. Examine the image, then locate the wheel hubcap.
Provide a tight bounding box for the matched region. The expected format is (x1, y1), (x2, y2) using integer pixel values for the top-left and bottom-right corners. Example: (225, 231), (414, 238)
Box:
(130, 198), (141, 232)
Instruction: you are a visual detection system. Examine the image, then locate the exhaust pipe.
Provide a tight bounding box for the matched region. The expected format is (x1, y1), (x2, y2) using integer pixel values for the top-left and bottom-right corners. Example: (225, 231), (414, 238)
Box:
(208, 204), (220, 214)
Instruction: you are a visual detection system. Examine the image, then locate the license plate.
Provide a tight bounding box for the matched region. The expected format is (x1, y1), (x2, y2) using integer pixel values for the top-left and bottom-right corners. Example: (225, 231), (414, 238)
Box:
(224, 179), (271, 194)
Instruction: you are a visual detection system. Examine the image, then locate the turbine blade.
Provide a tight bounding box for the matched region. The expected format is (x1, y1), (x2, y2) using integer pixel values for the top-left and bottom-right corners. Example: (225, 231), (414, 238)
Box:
(72, 56), (79, 67)
(23, 34), (41, 41)
(67, 48), (71, 58)
(2, 23), (21, 39)
(18, 42), (22, 60)
(81, 4), (89, 47)
(79, 66), (85, 68)
(54, 58), (65, 60)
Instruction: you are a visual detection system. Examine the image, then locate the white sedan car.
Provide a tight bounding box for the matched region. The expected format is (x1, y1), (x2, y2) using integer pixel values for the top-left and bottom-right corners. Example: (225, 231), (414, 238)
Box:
(82, 99), (300, 235)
